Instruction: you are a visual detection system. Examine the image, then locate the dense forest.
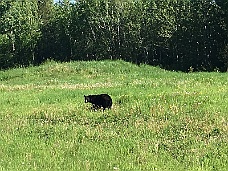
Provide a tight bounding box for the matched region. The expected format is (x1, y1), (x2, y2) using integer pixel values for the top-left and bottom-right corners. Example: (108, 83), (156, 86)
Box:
(0, 0), (227, 71)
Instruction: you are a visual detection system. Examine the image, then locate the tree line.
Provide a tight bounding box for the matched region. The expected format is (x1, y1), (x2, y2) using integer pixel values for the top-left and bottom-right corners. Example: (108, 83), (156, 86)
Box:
(0, 0), (227, 71)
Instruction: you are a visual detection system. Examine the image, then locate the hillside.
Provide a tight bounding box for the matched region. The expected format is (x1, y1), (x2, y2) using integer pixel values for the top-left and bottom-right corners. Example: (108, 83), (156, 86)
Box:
(0, 60), (227, 170)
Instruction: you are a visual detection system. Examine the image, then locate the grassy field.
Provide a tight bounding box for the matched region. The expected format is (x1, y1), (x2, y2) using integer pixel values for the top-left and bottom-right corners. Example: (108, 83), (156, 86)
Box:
(0, 60), (227, 171)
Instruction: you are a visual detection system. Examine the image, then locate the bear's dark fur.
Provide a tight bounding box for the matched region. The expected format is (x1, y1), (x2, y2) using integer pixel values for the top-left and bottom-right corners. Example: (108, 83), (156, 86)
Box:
(84, 94), (112, 111)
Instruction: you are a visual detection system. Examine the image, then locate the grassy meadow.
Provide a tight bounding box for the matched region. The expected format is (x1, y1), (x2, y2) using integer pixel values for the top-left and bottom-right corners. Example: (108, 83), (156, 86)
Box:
(0, 60), (227, 170)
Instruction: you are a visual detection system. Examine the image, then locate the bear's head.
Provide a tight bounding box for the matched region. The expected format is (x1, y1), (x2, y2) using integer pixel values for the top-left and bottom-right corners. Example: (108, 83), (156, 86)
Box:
(84, 95), (91, 103)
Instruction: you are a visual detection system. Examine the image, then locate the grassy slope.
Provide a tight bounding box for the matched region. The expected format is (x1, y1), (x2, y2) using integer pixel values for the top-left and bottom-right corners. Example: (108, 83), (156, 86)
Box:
(0, 60), (227, 171)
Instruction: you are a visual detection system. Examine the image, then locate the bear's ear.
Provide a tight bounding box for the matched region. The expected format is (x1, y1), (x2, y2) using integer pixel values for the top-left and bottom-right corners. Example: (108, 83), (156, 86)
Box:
(84, 95), (88, 103)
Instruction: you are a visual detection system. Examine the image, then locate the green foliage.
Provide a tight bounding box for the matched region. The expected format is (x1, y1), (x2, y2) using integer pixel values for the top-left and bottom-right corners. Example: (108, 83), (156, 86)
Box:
(0, 60), (227, 170)
(0, 0), (228, 71)
(37, 0), (53, 24)
(214, 0), (228, 70)
(0, 0), (41, 69)
(39, 0), (227, 71)
(169, 0), (227, 71)
(36, 1), (72, 63)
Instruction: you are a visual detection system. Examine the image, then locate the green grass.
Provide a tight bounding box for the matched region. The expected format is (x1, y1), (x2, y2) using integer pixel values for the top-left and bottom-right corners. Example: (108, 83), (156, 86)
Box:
(0, 60), (227, 170)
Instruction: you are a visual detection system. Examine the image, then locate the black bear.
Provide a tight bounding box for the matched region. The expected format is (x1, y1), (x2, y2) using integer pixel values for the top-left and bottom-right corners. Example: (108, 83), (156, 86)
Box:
(84, 94), (112, 111)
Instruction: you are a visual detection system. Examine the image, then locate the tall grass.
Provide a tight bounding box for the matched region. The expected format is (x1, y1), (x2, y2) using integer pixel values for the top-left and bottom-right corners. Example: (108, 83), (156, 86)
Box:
(0, 60), (227, 170)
